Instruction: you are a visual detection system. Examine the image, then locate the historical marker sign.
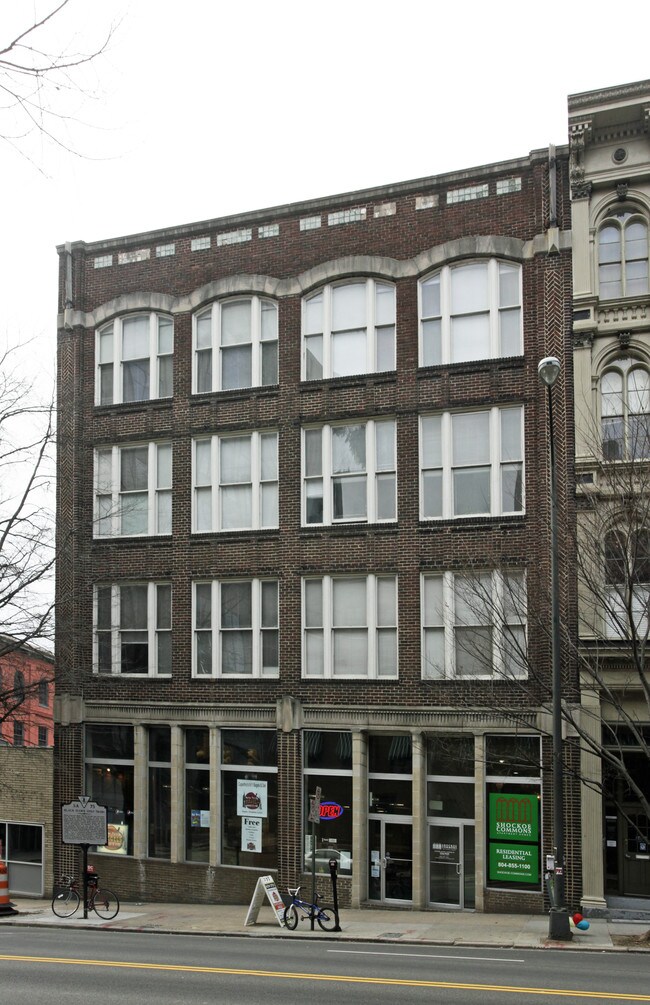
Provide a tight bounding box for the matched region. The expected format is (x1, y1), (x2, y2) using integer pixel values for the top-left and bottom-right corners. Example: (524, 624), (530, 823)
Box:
(61, 797), (108, 846)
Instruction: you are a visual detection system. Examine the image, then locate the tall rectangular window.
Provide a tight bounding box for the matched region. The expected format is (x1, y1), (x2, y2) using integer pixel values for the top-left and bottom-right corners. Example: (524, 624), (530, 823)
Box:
(421, 571), (526, 680)
(303, 419), (396, 525)
(193, 431), (278, 532)
(193, 580), (278, 677)
(221, 729), (277, 869)
(185, 728), (210, 862)
(96, 314), (173, 405)
(148, 727), (171, 859)
(420, 406), (523, 519)
(303, 574), (397, 678)
(85, 725), (134, 856)
(193, 298), (278, 393)
(94, 583), (172, 676)
(95, 442), (172, 537)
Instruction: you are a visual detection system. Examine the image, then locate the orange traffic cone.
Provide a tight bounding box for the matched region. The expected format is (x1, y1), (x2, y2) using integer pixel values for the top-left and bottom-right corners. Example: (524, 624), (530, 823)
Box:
(0, 863), (18, 916)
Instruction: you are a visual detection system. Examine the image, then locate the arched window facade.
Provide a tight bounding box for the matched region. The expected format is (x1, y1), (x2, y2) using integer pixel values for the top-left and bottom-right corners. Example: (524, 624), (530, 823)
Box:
(193, 297), (278, 393)
(601, 358), (650, 460)
(302, 279), (396, 380)
(598, 210), (649, 300)
(96, 313), (173, 405)
(604, 526), (650, 638)
(419, 259), (522, 366)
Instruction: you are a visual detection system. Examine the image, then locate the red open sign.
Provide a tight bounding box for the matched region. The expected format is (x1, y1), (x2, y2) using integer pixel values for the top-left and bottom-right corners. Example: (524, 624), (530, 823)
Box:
(319, 801), (343, 820)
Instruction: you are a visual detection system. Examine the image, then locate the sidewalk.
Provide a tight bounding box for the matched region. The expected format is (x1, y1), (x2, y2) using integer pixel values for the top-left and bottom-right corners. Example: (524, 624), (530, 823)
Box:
(2, 897), (649, 952)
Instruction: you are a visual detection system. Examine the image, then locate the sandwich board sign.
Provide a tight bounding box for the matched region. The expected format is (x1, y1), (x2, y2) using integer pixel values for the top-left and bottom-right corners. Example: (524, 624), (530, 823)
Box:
(244, 874), (286, 927)
(61, 796), (108, 847)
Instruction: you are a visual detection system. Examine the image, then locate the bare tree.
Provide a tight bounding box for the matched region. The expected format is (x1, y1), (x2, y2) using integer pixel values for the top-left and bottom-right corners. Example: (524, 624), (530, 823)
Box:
(0, 343), (55, 733)
(0, 1), (115, 162)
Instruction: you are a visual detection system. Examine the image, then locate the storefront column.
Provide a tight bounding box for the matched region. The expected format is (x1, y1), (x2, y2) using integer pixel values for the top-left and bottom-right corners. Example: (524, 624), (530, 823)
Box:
(209, 727), (219, 866)
(474, 734), (485, 912)
(411, 730), (426, 908)
(133, 725), (148, 860)
(170, 725), (184, 863)
(351, 730), (367, 907)
(579, 689), (607, 911)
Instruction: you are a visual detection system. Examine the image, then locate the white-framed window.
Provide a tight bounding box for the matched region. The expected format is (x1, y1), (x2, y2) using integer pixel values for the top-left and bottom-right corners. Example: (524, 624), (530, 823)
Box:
(421, 570), (526, 679)
(96, 313), (173, 405)
(604, 527), (650, 639)
(302, 279), (396, 380)
(303, 419), (396, 525)
(193, 579), (278, 677)
(303, 574), (397, 678)
(419, 259), (522, 366)
(420, 406), (524, 519)
(598, 210), (649, 300)
(94, 442), (172, 537)
(94, 582), (172, 676)
(193, 297), (278, 393)
(601, 358), (650, 461)
(193, 431), (278, 532)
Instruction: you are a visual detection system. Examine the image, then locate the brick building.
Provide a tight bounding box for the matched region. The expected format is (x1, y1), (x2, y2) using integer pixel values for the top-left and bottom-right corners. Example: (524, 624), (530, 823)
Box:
(54, 127), (579, 911)
(0, 637), (54, 896)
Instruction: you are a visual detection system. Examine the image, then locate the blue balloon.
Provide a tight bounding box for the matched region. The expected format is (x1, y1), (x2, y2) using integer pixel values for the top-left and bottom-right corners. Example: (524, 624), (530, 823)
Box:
(576, 919), (590, 930)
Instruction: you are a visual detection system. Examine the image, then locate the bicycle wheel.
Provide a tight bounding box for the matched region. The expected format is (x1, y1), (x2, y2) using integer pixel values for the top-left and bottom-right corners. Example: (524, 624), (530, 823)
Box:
(283, 903), (299, 930)
(51, 889), (80, 918)
(92, 887), (120, 920)
(316, 906), (337, 931)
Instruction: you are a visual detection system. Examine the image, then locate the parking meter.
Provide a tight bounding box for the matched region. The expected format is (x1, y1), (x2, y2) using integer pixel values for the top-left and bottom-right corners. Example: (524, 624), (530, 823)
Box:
(328, 857), (341, 931)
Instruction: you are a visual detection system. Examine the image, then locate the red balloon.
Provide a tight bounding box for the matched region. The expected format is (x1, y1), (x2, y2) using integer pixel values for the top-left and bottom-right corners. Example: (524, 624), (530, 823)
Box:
(572, 912), (583, 924)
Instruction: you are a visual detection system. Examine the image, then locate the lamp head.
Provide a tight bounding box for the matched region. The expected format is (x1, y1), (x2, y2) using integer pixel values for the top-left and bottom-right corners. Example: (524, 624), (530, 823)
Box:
(538, 356), (561, 388)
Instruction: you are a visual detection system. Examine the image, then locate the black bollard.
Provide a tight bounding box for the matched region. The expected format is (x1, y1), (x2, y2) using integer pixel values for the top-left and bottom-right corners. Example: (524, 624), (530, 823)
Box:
(328, 857), (342, 932)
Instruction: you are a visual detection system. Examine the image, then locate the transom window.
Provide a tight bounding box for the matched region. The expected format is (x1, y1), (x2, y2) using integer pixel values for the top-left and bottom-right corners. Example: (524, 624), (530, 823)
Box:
(95, 583), (172, 675)
(604, 527), (650, 639)
(598, 211), (649, 300)
(193, 579), (278, 677)
(303, 280), (396, 380)
(194, 297), (278, 393)
(422, 571), (527, 679)
(601, 358), (650, 461)
(303, 419), (396, 525)
(95, 442), (172, 537)
(419, 259), (522, 366)
(420, 406), (524, 519)
(96, 313), (173, 405)
(303, 574), (397, 678)
(193, 431), (278, 532)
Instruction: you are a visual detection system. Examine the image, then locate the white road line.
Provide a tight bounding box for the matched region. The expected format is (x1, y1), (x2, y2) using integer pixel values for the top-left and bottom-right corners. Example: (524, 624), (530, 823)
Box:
(328, 949), (525, 963)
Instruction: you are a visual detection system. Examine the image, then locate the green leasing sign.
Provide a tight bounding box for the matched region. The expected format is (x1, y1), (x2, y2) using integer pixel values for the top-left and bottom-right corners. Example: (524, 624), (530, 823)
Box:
(489, 842), (539, 884)
(489, 792), (539, 842)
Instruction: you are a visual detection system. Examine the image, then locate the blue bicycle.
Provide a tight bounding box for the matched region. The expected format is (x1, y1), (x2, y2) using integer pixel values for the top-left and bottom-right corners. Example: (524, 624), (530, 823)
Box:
(283, 886), (337, 931)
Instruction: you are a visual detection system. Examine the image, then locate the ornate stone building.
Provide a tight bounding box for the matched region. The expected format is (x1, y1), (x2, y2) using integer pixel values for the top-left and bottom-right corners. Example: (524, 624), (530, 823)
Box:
(570, 80), (650, 909)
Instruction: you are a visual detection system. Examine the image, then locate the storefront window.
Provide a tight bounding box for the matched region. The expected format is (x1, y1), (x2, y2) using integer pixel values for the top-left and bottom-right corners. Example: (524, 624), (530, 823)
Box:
(427, 781), (474, 818)
(85, 724), (134, 856)
(0, 822), (43, 895)
(185, 728), (210, 862)
(427, 735), (475, 777)
(148, 726), (171, 858)
(221, 729), (277, 868)
(485, 736), (541, 891)
(304, 731), (353, 875)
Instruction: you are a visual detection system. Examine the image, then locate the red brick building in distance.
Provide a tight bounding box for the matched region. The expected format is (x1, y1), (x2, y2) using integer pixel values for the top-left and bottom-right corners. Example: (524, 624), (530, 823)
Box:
(55, 119), (579, 912)
(0, 637), (54, 748)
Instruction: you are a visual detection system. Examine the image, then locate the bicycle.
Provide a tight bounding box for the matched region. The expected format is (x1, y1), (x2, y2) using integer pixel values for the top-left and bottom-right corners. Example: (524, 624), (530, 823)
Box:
(283, 886), (337, 931)
(52, 874), (120, 920)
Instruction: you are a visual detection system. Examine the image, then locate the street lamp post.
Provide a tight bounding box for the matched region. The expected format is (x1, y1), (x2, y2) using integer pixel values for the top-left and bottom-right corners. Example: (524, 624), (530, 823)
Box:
(537, 356), (572, 942)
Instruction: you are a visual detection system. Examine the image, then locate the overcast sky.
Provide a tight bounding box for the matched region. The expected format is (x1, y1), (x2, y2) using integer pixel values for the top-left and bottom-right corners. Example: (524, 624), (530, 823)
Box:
(3, 0), (650, 383)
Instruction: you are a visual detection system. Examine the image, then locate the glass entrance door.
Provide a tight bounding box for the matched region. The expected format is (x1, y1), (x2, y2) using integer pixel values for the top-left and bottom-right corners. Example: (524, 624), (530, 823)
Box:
(429, 822), (475, 909)
(368, 817), (412, 903)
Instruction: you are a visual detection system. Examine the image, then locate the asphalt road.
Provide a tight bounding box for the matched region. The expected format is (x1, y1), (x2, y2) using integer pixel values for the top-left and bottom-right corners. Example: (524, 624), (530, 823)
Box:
(1, 928), (649, 1004)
